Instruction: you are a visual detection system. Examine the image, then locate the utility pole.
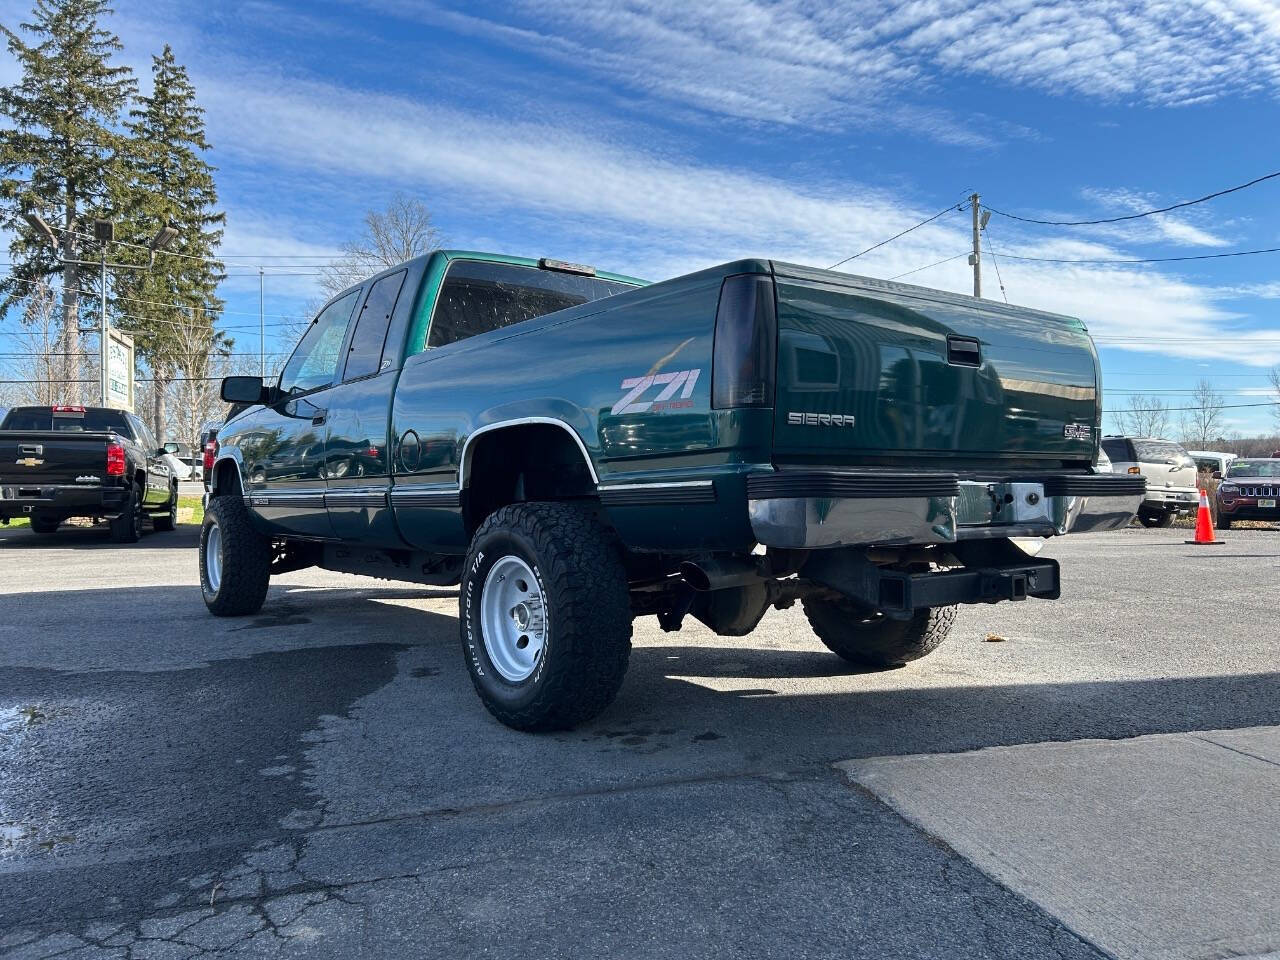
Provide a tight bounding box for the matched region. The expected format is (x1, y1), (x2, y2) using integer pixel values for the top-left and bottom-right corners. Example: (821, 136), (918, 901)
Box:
(968, 192), (982, 299)
(99, 248), (109, 406)
(259, 266), (265, 377)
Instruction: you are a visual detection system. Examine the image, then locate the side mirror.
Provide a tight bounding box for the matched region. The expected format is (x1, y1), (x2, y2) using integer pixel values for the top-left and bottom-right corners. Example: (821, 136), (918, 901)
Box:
(221, 375), (266, 404)
(155, 446), (169, 457)
(1212, 470), (1222, 480)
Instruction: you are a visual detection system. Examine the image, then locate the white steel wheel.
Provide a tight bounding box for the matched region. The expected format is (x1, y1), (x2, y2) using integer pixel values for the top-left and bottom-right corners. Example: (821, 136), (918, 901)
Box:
(480, 555), (547, 682)
(205, 523), (223, 592)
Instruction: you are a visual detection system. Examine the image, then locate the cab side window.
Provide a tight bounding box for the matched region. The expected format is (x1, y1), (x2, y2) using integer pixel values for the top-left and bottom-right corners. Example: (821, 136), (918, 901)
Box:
(1101, 438), (1130, 462)
(279, 290), (361, 395)
(343, 271), (407, 381)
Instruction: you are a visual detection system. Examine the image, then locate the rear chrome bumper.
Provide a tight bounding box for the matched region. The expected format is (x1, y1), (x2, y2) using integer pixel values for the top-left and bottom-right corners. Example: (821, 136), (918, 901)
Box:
(747, 471), (1145, 549)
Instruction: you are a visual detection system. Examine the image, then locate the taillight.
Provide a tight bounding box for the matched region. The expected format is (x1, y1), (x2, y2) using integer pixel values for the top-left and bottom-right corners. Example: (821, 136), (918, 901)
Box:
(712, 274), (776, 408)
(106, 442), (126, 476)
(203, 437), (217, 472)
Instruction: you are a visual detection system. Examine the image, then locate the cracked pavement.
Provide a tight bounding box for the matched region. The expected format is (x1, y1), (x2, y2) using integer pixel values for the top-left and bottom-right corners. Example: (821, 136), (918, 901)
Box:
(1, 522), (1277, 958)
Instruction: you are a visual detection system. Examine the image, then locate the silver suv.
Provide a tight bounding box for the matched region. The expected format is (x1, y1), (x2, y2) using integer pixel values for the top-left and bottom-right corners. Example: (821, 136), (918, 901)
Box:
(1100, 436), (1198, 527)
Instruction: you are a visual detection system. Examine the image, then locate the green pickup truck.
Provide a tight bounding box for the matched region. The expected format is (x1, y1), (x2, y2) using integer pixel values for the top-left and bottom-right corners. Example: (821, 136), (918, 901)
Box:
(205, 251), (1144, 730)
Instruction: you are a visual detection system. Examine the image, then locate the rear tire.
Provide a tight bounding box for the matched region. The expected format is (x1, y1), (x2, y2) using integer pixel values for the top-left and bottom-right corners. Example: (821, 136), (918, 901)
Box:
(109, 482), (145, 543)
(153, 484), (178, 531)
(803, 599), (958, 668)
(29, 517), (59, 535)
(1138, 510), (1174, 528)
(200, 494), (271, 616)
(460, 502), (632, 731)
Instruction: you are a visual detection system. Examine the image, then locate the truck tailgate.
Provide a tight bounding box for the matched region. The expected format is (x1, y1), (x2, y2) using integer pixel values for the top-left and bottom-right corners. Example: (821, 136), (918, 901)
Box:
(770, 264), (1099, 465)
(0, 431), (115, 486)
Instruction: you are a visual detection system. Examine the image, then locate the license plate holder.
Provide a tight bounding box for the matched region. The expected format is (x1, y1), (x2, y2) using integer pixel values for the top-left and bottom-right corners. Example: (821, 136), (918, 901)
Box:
(1259, 498), (1276, 508)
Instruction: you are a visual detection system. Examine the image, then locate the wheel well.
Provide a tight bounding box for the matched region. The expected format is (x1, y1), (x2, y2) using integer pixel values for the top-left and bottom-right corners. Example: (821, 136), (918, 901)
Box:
(463, 424), (597, 533)
(211, 459), (243, 498)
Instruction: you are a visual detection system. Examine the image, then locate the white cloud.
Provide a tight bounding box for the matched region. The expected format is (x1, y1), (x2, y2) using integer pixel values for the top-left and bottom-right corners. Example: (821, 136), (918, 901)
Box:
(394, 0), (1280, 136)
(183, 65), (1280, 367)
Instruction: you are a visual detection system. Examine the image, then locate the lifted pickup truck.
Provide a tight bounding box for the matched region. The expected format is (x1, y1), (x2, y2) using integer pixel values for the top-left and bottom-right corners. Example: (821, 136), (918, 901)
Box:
(0, 405), (178, 541)
(204, 251), (1144, 730)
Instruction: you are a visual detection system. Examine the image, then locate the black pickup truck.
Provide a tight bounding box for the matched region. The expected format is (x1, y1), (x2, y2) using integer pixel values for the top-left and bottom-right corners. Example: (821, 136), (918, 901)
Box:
(0, 405), (178, 541)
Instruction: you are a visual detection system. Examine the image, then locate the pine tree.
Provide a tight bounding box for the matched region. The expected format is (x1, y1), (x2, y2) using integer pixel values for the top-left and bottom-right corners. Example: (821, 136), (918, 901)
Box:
(0, 0), (135, 404)
(114, 44), (226, 440)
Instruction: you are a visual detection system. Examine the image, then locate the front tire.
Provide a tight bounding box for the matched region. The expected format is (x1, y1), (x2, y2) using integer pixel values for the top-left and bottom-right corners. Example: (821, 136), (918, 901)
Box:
(460, 502), (632, 731)
(1216, 515), (1232, 530)
(109, 482), (145, 543)
(153, 484), (178, 531)
(1138, 510), (1174, 528)
(803, 599), (958, 668)
(200, 495), (271, 616)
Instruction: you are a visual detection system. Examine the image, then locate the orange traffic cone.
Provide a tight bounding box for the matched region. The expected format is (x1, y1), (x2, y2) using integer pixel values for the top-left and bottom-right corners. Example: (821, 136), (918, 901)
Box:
(1186, 488), (1224, 545)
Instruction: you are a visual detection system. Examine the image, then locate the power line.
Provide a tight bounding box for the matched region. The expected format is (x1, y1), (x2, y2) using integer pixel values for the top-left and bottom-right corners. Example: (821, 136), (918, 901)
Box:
(985, 169), (1280, 226)
(981, 225), (1009, 304)
(828, 202), (965, 270)
(996, 245), (1280, 266)
(886, 252), (969, 281)
(1108, 400), (1278, 414)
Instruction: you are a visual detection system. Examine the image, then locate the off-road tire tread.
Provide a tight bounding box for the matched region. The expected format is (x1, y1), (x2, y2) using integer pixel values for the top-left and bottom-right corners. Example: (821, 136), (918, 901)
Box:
(109, 482), (144, 543)
(201, 494), (271, 616)
(803, 599), (958, 667)
(153, 484), (178, 531)
(462, 502), (632, 731)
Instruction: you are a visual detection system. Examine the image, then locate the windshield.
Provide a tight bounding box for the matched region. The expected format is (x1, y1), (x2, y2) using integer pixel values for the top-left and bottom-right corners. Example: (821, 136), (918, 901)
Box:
(1225, 460), (1280, 479)
(0, 407), (132, 434)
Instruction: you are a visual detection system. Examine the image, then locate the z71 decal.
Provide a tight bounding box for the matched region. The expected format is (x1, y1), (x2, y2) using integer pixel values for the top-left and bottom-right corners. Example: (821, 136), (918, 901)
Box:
(611, 368), (701, 415)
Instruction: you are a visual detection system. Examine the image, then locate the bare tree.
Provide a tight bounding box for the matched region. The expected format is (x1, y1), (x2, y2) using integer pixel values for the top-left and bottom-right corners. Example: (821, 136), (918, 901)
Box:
(1116, 394), (1172, 438)
(319, 193), (442, 297)
(1179, 379), (1226, 448)
(1270, 365), (1280, 430)
(8, 280), (93, 405)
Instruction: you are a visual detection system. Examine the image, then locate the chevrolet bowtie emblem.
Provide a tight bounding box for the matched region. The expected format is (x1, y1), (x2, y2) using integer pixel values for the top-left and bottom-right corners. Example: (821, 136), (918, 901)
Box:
(16, 457), (43, 467)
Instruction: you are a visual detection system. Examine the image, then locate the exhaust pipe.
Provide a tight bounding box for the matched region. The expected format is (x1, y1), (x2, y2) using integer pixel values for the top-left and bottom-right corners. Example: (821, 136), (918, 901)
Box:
(679, 557), (763, 592)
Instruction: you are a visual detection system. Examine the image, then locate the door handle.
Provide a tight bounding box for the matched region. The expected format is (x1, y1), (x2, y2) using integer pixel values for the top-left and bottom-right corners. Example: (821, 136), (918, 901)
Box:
(312, 414), (327, 426)
(946, 335), (982, 366)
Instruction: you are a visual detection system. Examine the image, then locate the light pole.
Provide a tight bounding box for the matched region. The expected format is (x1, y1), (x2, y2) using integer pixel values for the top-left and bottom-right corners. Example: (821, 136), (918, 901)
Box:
(25, 211), (177, 407)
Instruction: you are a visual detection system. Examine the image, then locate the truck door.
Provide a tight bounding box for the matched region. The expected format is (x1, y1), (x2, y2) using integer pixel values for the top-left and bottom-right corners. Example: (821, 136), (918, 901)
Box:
(323, 268), (412, 544)
(241, 289), (361, 538)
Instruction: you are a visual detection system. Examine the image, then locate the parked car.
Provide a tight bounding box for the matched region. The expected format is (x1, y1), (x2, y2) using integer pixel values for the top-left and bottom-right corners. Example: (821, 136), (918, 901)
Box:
(1214, 458), (1280, 529)
(1188, 449), (1236, 475)
(1099, 436), (1198, 527)
(0, 405), (178, 540)
(202, 251), (1144, 731)
(161, 442), (198, 481)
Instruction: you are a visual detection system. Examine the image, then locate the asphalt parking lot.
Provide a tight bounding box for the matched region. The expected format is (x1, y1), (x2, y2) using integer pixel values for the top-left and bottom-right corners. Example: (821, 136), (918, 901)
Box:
(1, 522), (1277, 959)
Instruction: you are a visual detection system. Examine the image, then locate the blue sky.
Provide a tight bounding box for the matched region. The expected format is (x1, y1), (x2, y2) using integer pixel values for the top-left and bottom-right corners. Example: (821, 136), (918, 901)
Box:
(3, 0), (1280, 434)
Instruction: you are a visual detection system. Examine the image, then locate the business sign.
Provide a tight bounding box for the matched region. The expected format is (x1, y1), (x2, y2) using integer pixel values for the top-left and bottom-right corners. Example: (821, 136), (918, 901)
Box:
(107, 329), (135, 411)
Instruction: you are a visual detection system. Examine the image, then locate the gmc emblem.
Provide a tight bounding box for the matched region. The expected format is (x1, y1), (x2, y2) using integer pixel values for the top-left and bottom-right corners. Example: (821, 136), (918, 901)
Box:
(1063, 424), (1092, 440)
(787, 412), (856, 427)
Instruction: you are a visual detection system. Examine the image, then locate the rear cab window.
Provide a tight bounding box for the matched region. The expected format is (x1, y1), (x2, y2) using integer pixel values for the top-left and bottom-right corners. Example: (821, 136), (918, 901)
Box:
(0, 407), (131, 434)
(427, 260), (633, 348)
